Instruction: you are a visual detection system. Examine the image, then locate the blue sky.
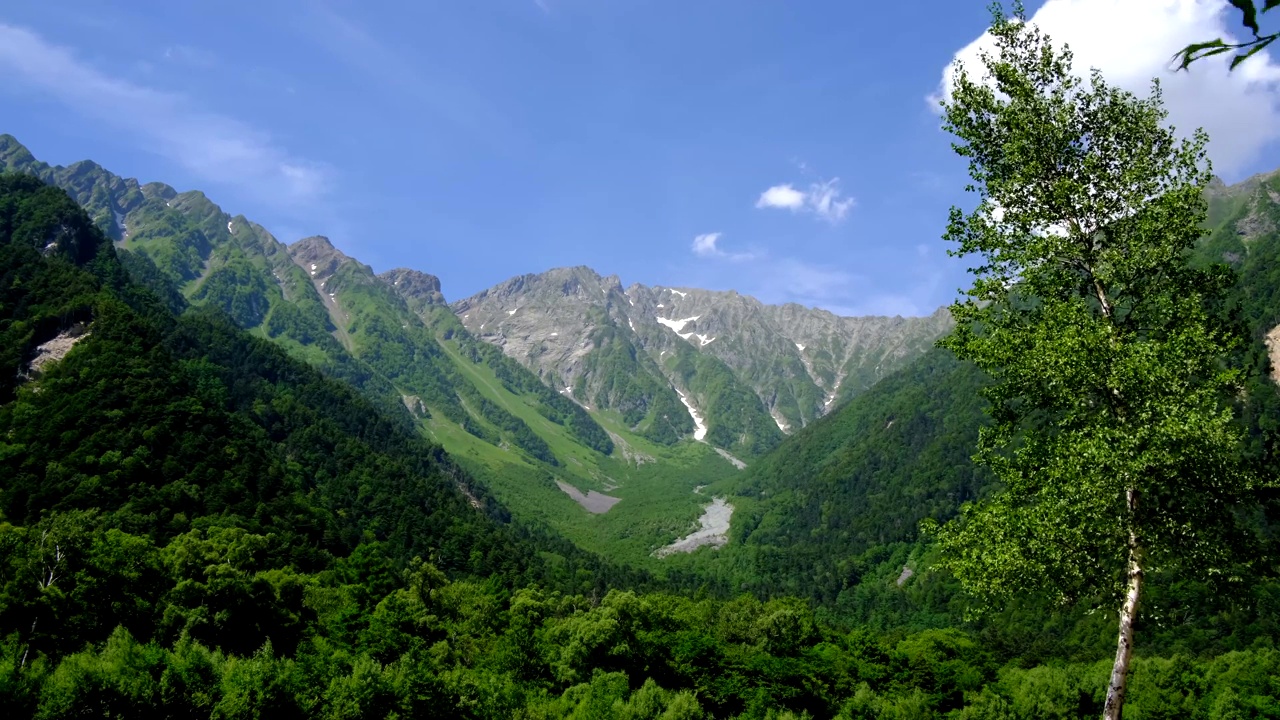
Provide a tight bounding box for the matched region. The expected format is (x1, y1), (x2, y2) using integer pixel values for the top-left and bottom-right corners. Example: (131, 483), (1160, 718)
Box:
(3, 1), (1280, 316)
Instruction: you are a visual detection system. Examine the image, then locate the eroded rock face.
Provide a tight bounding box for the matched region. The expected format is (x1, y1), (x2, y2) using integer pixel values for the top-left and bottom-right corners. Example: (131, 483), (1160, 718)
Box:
(1266, 325), (1280, 386)
(380, 268), (446, 311)
(25, 323), (91, 380)
(288, 236), (353, 282)
(453, 266), (953, 434)
(452, 266), (622, 390)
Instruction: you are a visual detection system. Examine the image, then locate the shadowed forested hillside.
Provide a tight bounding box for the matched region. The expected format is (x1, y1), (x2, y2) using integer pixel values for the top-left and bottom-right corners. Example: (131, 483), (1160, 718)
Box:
(2, 165), (1280, 718)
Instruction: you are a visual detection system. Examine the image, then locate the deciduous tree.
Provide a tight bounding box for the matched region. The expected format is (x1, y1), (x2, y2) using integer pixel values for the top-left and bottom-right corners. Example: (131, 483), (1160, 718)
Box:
(925, 5), (1264, 718)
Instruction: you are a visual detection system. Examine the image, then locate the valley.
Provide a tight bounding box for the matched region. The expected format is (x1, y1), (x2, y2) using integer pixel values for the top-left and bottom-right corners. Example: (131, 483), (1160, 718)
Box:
(6, 2), (1280, 715)
(0, 133), (956, 572)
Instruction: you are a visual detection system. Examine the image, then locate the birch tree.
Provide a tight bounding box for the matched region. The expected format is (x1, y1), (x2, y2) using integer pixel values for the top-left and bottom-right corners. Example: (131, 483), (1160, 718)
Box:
(925, 6), (1262, 719)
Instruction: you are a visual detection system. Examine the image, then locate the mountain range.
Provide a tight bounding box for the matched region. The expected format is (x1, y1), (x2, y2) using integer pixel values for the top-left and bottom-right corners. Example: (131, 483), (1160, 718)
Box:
(4, 131), (1280, 714)
(5, 131), (1280, 596)
(0, 133), (954, 565)
(454, 267), (951, 444)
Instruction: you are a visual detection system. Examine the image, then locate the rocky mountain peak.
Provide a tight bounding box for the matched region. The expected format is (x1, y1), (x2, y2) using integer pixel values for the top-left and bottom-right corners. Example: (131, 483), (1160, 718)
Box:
(453, 265), (615, 315)
(0, 134), (37, 167)
(456, 265), (955, 438)
(538, 266), (614, 299)
(64, 159), (104, 176)
(288, 236), (351, 280)
(381, 268), (446, 307)
(141, 182), (178, 201)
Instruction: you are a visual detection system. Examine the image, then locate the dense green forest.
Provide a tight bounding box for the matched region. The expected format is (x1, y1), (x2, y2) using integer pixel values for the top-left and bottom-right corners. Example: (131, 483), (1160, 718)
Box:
(3, 161), (1280, 716)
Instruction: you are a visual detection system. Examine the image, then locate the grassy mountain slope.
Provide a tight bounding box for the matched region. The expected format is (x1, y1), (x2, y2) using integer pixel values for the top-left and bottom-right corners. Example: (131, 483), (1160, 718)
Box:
(0, 135), (404, 415)
(3, 171), (1277, 720)
(0, 135), (747, 567)
(0, 173), (636, 635)
(731, 348), (991, 603)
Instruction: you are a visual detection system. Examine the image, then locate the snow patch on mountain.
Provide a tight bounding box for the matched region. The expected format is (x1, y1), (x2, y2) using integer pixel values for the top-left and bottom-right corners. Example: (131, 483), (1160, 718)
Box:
(656, 315), (700, 334)
(675, 389), (708, 441)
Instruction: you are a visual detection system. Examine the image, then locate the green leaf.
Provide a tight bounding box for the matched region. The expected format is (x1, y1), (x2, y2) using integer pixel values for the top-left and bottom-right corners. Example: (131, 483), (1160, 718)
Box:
(1230, 36), (1279, 68)
(1230, 0), (1261, 35)
(1172, 40), (1232, 71)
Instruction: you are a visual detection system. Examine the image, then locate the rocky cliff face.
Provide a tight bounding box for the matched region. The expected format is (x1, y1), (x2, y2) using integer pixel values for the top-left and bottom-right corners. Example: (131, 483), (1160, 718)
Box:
(454, 266), (624, 391)
(380, 268), (446, 312)
(1, 133), (948, 461)
(453, 266), (953, 435)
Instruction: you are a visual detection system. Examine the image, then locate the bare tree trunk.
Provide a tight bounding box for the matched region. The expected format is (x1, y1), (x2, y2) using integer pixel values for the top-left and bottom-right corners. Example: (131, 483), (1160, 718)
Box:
(20, 618), (36, 669)
(1103, 490), (1143, 720)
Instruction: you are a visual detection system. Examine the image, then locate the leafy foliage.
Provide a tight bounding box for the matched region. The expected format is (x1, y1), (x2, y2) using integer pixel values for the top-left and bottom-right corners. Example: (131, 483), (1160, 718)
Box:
(930, 4), (1261, 611)
(731, 349), (990, 603)
(1174, 0), (1280, 72)
(928, 10), (1270, 716)
(4, 141), (1280, 715)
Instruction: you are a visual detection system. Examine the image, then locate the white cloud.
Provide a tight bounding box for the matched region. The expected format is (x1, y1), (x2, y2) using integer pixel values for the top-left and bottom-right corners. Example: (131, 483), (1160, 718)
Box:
(930, 0), (1280, 179)
(756, 185), (806, 211)
(692, 232), (723, 257)
(755, 178), (855, 223)
(806, 179), (855, 223)
(691, 232), (755, 261)
(0, 22), (331, 206)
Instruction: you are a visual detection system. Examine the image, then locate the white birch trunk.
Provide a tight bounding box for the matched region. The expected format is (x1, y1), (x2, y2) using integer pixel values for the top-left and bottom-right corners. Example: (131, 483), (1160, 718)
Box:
(1103, 489), (1143, 720)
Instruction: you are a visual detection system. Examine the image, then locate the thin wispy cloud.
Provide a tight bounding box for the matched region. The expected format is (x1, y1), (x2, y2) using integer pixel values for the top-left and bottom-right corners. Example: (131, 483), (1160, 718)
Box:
(0, 22), (330, 207)
(692, 232), (723, 256)
(755, 177), (855, 224)
(162, 44), (218, 69)
(745, 256), (936, 317)
(691, 232), (756, 261)
(687, 236), (941, 317)
(298, 5), (514, 149)
(931, 0), (1280, 179)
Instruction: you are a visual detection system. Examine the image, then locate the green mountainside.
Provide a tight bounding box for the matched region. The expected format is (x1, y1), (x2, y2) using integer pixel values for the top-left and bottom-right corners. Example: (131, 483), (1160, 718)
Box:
(0, 172), (633, 645)
(0, 134), (955, 568)
(3, 166), (1279, 718)
(0, 136), (760, 566)
(697, 166), (1280, 649)
(454, 267), (952, 445)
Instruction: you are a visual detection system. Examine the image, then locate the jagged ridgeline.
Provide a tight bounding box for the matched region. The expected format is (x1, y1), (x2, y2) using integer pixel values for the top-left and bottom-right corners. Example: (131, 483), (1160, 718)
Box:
(4, 149), (1280, 718)
(0, 134), (614, 465)
(1, 133), (959, 566)
(0, 172), (638, 599)
(453, 266), (953, 452)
